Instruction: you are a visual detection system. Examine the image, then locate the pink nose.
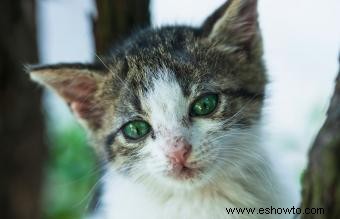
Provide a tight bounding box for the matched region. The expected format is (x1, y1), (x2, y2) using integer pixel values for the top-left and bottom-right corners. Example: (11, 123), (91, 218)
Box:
(166, 137), (192, 165)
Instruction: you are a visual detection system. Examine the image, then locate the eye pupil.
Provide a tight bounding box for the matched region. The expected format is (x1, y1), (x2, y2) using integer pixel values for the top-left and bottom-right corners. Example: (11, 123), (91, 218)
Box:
(191, 94), (218, 116)
(123, 120), (151, 140)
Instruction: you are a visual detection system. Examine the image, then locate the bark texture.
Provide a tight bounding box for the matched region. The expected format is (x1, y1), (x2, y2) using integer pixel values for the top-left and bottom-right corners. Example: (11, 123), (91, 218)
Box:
(93, 0), (151, 54)
(301, 57), (340, 219)
(0, 1), (45, 219)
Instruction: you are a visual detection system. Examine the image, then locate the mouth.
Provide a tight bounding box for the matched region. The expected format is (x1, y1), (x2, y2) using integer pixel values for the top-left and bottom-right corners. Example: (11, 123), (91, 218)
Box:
(167, 163), (202, 180)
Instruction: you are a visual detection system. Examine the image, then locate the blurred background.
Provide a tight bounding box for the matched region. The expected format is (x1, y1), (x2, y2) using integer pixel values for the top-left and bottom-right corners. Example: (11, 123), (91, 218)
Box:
(1, 0), (339, 219)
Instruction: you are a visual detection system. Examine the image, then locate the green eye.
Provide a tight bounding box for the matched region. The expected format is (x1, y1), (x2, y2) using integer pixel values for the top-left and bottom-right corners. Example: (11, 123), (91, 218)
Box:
(122, 120), (151, 140)
(191, 94), (218, 117)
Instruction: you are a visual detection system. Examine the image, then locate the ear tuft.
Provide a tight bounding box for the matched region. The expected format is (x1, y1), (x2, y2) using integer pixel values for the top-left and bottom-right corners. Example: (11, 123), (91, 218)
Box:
(201, 0), (259, 51)
(29, 63), (107, 130)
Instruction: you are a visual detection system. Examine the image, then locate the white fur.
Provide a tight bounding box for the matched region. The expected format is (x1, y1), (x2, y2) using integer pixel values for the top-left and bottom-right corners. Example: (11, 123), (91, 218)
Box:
(90, 69), (289, 219)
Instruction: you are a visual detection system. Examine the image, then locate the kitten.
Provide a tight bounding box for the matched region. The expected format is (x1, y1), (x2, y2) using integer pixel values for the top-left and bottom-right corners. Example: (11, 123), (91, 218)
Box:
(30, 0), (288, 218)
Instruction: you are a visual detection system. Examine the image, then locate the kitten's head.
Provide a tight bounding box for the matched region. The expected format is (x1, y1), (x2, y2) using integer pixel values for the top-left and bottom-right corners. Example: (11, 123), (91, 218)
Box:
(30, 0), (266, 190)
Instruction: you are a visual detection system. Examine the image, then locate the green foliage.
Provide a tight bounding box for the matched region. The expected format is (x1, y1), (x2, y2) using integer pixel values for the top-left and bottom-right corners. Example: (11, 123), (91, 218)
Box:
(42, 122), (98, 219)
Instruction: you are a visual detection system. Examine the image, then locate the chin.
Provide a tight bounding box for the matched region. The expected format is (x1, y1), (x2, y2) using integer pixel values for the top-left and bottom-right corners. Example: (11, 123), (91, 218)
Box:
(152, 166), (214, 191)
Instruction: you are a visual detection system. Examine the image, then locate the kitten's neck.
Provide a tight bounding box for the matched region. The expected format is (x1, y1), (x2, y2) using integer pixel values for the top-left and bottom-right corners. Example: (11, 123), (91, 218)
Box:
(95, 162), (281, 219)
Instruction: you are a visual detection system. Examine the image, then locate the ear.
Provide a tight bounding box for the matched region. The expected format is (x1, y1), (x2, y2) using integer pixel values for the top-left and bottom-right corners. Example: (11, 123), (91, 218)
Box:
(200, 0), (259, 52)
(29, 63), (107, 130)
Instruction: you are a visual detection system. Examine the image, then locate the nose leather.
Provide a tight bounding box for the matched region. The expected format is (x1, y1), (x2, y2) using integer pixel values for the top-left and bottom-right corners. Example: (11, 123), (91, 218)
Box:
(166, 137), (192, 165)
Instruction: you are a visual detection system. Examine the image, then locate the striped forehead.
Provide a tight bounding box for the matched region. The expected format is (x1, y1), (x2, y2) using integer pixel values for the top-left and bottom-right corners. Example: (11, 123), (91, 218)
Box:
(142, 68), (188, 129)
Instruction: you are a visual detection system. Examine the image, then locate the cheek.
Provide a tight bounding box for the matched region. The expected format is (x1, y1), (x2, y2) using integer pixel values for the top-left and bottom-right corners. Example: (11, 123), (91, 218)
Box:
(189, 120), (221, 153)
(140, 139), (169, 169)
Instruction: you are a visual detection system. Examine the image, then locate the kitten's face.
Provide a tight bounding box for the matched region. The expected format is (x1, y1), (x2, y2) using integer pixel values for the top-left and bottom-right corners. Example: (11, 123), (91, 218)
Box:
(102, 35), (265, 188)
(30, 0), (266, 189)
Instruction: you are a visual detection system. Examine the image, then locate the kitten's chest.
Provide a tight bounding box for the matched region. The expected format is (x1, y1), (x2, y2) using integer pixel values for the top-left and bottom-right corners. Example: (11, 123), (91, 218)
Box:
(101, 185), (235, 219)
(95, 175), (261, 219)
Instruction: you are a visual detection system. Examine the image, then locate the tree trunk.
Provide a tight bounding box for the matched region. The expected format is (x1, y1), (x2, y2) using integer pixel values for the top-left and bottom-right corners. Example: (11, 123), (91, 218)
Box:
(301, 57), (340, 219)
(0, 1), (45, 219)
(93, 0), (150, 54)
